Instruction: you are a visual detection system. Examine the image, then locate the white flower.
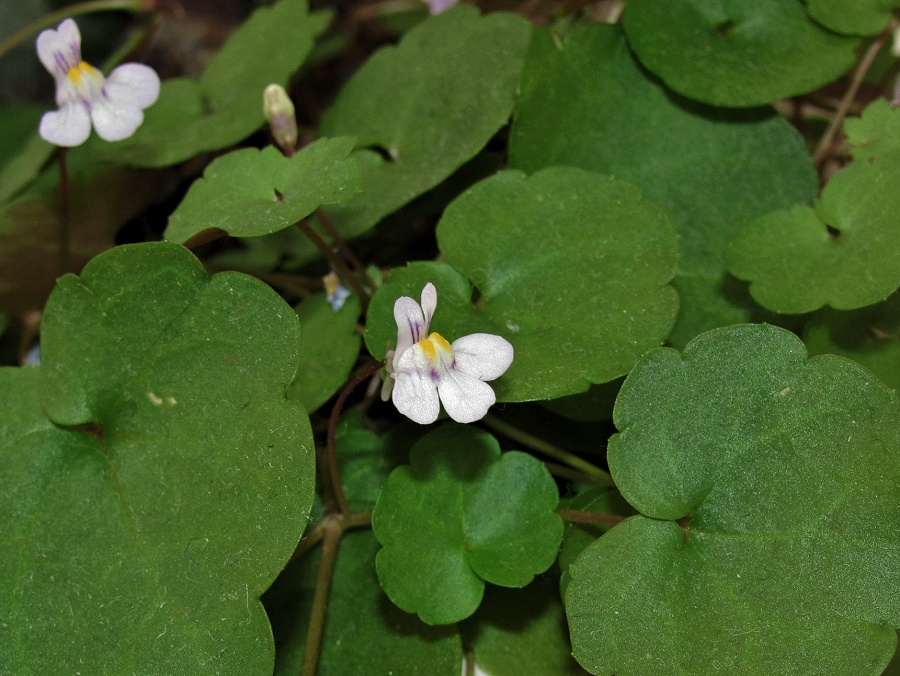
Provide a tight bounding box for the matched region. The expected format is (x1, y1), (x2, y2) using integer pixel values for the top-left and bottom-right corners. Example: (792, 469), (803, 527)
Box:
(384, 282), (513, 425)
(37, 18), (160, 147)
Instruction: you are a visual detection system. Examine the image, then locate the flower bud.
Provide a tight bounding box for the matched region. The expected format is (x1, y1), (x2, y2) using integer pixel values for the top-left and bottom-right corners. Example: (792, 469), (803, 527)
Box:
(263, 84), (298, 156)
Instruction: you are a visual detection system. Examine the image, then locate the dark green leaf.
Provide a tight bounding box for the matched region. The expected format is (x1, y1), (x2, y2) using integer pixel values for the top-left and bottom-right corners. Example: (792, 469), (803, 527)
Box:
(806, 0), (900, 36)
(566, 324), (900, 675)
(164, 138), (359, 244)
(509, 25), (817, 347)
(319, 6), (531, 239)
(373, 424), (563, 624)
(288, 293), (361, 414)
(1, 242), (315, 673)
(622, 0), (859, 106)
(845, 98), (900, 161)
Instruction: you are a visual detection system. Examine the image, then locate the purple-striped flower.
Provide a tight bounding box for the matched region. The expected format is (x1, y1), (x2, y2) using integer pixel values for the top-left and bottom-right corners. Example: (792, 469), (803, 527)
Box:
(384, 282), (514, 424)
(37, 18), (160, 147)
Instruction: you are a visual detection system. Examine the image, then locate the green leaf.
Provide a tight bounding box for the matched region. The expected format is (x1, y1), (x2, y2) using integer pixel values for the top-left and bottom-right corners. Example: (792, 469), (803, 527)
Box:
(0, 106), (52, 205)
(164, 138), (360, 244)
(319, 5), (531, 239)
(1, 242), (315, 673)
(460, 578), (588, 676)
(288, 293), (361, 414)
(621, 0), (859, 107)
(265, 530), (463, 676)
(87, 0), (315, 167)
(566, 324), (900, 675)
(806, 0), (900, 35)
(372, 424), (563, 625)
(366, 167), (680, 401)
(509, 24), (817, 348)
(726, 153), (900, 313)
(845, 98), (900, 161)
(804, 293), (900, 391)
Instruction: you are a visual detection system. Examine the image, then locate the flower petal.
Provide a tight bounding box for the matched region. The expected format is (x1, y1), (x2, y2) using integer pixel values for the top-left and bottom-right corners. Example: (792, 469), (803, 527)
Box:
(36, 18), (81, 77)
(451, 333), (514, 381)
(437, 369), (496, 423)
(39, 104), (91, 147)
(105, 63), (161, 110)
(392, 368), (441, 424)
(90, 97), (144, 142)
(421, 282), (437, 327)
(393, 295), (428, 366)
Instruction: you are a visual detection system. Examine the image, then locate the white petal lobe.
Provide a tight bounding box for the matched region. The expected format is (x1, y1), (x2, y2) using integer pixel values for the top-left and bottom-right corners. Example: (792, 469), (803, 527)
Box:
(437, 370), (496, 423)
(451, 333), (514, 381)
(39, 104), (91, 146)
(392, 369), (441, 424)
(105, 63), (161, 109)
(393, 296), (427, 365)
(90, 98), (144, 141)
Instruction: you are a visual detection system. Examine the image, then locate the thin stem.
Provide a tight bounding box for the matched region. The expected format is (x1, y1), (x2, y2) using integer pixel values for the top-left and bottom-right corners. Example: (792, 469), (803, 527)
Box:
(300, 517), (343, 676)
(326, 360), (386, 517)
(481, 414), (614, 487)
(296, 221), (370, 311)
(542, 460), (607, 485)
(813, 18), (899, 165)
(316, 209), (378, 292)
(57, 147), (71, 276)
(0, 0), (148, 61)
(287, 523), (325, 566)
(556, 508), (625, 528)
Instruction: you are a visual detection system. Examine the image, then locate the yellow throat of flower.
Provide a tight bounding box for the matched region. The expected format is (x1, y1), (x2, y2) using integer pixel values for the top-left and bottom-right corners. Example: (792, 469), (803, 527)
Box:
(417, 332), (453, 365)
(67, 61), (101, 84)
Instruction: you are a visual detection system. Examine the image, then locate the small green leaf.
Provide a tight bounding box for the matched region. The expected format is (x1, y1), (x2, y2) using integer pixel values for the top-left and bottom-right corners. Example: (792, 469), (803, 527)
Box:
(288, 293), (361, 414)
(622, 0), (859, 107)
(265, 530), (463, 676)
(0, 106), (52, 204)
(845, 98), (900, 161)
(726, 153), (900, 313)
(372, 424), (563, 625)
(804, 293), (900, 391)
(164, 138), (359, 244)
(509, 24), (817, 347)
(566, 324), (900, 675)
(1, 242), (315, 673)
(461, 578), (588, 676)
(319, 5), (531, 238)
(88, 0), (315, 167)
(807, 0), (900, 36)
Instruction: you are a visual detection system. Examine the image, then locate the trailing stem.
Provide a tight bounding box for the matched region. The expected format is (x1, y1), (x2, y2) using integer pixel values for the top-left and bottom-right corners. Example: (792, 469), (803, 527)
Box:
(296, 221), (370, 310)
(481, 414), (614, 487)
(57, 147), (71, 276)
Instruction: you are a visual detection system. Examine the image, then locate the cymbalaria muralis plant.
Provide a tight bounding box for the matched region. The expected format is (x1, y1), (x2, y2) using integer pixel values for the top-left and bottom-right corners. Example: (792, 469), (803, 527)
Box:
(0, 1), (898, 674)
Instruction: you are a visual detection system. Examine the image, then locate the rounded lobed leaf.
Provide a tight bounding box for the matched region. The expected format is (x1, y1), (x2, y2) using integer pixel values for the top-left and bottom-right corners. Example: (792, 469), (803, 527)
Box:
(565, 323), (900, 675)
(164, 138), (360, 244)
(372, 424), (563, 625)
(621, 0), (859, 107)
(726, 153), (900, 313)
(319, 5), (531, 240)
(806, 0), (900, 36)
(845, 98), (900, 161)
(1, 242), (316, 674)
(508, 24), (817, 348)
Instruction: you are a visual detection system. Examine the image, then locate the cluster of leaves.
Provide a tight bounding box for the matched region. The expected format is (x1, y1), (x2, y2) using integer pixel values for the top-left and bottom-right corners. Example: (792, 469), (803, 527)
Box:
(1, 0), (899, 674)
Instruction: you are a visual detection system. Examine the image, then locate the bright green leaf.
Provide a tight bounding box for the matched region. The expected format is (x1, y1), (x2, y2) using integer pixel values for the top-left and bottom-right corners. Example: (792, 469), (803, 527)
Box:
(461, 578), (588, 676)
(288, 293), (361, 414)
(726, 153), (900, 313)
(164, 138), (359, 244)
(366, 167), (680, 401)
(509, 24), (817, 348)
(1, 242), (315, 673)
(88, 0), (315, 167)
(266, 529), (462, 676)
(622, 0), (859, 107)
(804, 292), (900, 391)
(319, 5), (531, 239)
(373, 424), (563, 624)
(566, 324), (900, 675)
(807, 0), (900, 36)
(845, 98), (900, 161)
